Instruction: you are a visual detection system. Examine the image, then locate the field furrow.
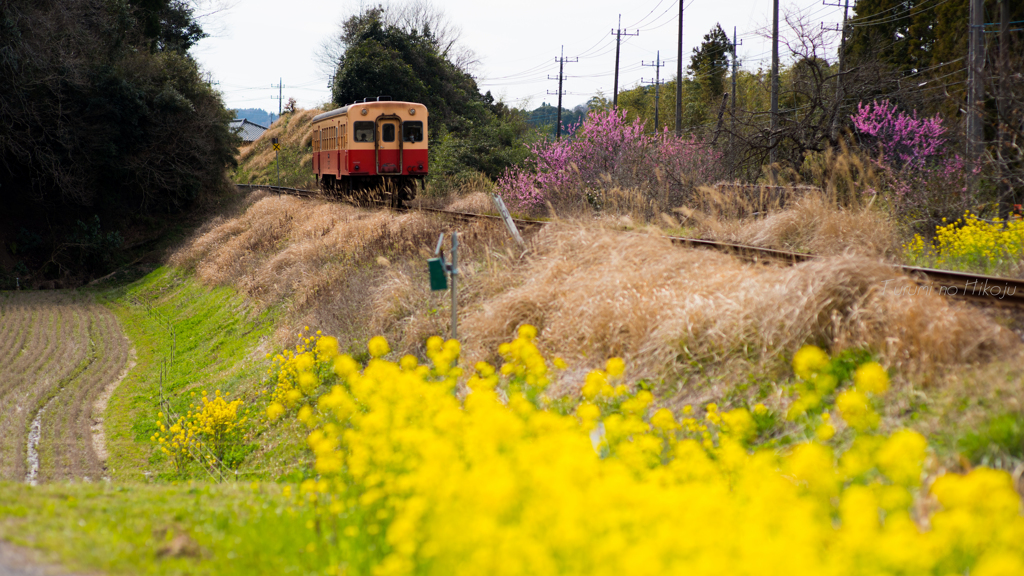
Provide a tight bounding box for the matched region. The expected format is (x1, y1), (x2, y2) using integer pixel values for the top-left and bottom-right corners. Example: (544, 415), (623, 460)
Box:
(0, 300), (86, 481)
(39, 307), (130, 481)
(0, 295), (29, 364)
(0, 304), (36, 382)
(0, 291), (125, 482)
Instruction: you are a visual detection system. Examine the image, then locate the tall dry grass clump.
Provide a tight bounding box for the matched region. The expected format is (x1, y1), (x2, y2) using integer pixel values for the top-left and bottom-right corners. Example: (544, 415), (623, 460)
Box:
(171, 191), (518, 346)
(688, 190), (900, 258)
(463, 226), (1016, 383)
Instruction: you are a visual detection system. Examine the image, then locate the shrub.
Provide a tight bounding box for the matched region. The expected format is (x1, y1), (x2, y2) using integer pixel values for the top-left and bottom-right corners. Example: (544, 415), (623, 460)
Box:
(497, 109), (725, 215)
(851, 101), (975, 229)
(153, 390), (246, 476)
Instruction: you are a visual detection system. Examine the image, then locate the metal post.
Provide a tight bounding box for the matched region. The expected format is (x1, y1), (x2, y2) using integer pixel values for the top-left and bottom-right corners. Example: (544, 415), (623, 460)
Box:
(450, 231), (458, 340)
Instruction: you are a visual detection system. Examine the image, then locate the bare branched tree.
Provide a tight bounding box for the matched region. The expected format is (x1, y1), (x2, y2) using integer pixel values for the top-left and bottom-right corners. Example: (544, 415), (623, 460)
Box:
(315, 0), (478, 79)
(723, 7), (897, 175)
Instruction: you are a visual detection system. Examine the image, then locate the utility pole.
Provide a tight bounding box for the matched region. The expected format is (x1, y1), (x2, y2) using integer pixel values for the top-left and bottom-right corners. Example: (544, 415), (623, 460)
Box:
(611, 15), (639, 109)
(966, 0), (984, 158)
(826, 0), (851, 140)
(770, 0), (780, 170)
(548, 46), (578, 139)
(730, 26), (742, 148)
(271, 78), (285, 116)
(675, 0), (684, 137)
(642, 51), (665, 132)
(998, 0), (1011, 208)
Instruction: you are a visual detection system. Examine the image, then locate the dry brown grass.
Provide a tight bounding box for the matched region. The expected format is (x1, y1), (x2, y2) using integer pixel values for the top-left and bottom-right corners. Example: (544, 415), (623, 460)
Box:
(171, 191), (519, 349)
(685, 190), (901, 258)
(237, 109), (320, 170)
(445, 192), (495, 214)
(172, 191), (1019, 409)
(462, 226), (1017, 385)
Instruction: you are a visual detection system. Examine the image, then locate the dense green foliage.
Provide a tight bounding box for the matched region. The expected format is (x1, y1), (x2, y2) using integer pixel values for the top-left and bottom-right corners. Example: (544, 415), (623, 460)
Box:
(0, 0), (238, 284)
(327, 6), (535, 181)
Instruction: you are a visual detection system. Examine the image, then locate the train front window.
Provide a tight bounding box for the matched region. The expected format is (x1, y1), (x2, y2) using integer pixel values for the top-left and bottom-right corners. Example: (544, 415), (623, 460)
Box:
(403, 121), (423, 142)
(354, 122), (374, 143)
(382, 123), (396, 142)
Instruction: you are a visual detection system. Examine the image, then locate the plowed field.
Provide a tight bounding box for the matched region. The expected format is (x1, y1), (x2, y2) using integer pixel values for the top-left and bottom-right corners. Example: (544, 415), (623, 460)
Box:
(0, 291), (129, 483)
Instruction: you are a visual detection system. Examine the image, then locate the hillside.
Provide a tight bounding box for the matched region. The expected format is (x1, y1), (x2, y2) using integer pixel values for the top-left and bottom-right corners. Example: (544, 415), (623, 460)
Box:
(234, 109), (321, 189)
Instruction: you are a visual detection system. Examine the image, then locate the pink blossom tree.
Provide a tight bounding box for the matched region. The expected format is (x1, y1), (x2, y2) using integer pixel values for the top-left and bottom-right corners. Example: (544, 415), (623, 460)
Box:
(498, 109), (725, 213)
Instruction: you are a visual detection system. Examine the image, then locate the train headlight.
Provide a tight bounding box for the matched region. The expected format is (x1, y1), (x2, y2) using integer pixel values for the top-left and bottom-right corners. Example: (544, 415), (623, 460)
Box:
(360, 108), (368, 116)
(409, 108), (416, 115)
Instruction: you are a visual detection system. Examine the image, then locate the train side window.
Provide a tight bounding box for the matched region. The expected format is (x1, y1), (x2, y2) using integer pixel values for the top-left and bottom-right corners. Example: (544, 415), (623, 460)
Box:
(341, 124), (346, 147)
(354, 121), (374, 143)
(402, 121), (423, 142)
(382, 123), (395, 142)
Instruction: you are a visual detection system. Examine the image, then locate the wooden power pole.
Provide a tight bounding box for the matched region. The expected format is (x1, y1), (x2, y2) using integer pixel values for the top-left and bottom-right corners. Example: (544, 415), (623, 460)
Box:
(642, 51), (665, 131)
(966, 0), (985, 158)
(675, 1), (684, 137)
(611, 15), (639, 109)
(770, 0), (780, 168)
(548, 46), (577, 140)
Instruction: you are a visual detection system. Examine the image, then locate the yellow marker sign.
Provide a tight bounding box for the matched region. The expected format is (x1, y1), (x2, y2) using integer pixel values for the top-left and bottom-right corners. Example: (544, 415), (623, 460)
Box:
(273, 142), (281, 151)
(271, 137), (280, 151)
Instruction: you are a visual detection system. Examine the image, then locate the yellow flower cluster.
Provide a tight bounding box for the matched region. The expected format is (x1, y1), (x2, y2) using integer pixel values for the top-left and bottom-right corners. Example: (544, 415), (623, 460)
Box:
(265, 329), (341, 421)
(905, 211), (1024, 274)
(264, 329), (1024, 576)
(152, 390), (245, 473)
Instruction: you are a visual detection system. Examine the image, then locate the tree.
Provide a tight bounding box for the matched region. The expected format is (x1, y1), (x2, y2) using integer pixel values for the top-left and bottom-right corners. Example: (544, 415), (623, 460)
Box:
(0, 0), (237, 283)
(689, 24), (732, 99)
(324, 5), (533, 181)
(329, 6), (490, 134)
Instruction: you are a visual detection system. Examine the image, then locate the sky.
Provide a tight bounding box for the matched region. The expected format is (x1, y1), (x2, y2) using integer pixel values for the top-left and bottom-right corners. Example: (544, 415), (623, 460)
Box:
(194, 0), (853, 115)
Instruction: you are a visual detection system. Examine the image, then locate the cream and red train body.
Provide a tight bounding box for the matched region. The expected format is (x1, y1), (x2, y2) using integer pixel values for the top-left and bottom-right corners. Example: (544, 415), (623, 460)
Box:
(311, 97), (427, 202)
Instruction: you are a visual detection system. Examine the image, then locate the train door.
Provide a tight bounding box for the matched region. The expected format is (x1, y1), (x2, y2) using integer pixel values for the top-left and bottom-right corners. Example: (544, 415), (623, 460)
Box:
(313, 128), (320, 174)
(375, 115), (402, 174)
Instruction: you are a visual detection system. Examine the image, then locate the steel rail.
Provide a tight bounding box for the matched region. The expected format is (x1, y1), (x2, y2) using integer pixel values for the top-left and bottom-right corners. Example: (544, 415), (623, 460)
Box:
(236, 183), (1024, 307)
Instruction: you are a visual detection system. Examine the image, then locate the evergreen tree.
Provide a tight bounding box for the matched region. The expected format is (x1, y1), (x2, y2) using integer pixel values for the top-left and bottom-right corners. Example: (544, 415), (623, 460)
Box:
(689, 24), (732, 99)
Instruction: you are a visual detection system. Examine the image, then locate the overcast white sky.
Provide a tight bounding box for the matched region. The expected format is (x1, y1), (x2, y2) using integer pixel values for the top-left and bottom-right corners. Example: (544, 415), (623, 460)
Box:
(193, 0), (851, 114)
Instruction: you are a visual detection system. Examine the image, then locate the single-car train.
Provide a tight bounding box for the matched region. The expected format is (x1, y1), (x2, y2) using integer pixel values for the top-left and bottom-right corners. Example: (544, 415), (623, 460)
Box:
(311, 96), (428, 204)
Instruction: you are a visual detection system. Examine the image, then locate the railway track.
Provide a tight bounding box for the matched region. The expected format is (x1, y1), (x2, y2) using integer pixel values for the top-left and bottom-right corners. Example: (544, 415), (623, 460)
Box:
(236, 183), (1024, 308)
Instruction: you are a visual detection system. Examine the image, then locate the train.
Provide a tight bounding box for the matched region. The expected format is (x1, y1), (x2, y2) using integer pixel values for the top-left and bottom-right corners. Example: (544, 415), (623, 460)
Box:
(311, 97), (428, 204)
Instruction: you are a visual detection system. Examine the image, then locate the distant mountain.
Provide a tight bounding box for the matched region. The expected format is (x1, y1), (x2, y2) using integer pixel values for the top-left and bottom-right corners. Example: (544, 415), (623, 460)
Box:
(231, 108), (278, 128)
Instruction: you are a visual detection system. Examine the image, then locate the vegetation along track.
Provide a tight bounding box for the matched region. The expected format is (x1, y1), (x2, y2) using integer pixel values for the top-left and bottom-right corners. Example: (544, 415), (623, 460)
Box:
(0, 291), (129, 483)
(236, 184), (1024, 307)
